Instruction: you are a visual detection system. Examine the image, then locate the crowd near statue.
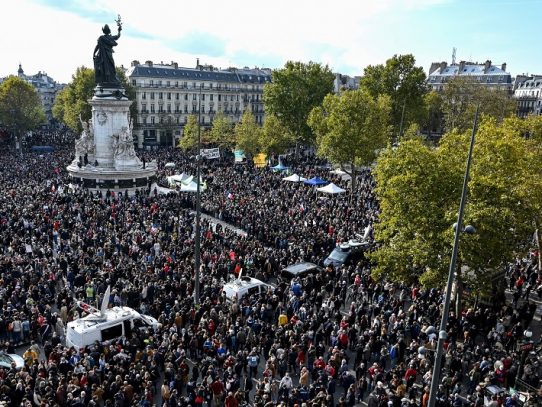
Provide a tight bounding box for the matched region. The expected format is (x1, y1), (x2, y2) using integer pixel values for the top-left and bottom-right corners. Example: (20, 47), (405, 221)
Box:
(93, 15), (122, 87)
(0, 135), (540, 406)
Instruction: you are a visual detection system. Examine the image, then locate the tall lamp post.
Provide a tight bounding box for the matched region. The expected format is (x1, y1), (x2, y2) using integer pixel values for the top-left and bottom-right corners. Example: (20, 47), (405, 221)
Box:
(194, 83), (203, 306)
(427, 106), (480, 407)
(517, 328), (533, 384)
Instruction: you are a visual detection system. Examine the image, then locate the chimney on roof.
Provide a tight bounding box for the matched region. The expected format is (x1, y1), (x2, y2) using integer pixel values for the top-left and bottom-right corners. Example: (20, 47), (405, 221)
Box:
(171, 61), (178, 69)
(196, 58), (200, 69)
(501, 63), (507, 72)
(484, 60), (491, 73)
(439, 61), (447, 73)
(429, 62), (440, 75)
(458, 61), (466, 74)
(131, 60), (140, 67)
(145, 60), (153, 67)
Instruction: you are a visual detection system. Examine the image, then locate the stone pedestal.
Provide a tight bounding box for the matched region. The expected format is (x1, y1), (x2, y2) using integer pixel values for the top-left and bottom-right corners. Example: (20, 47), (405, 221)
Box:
(91, 97), (133, 168)
(67, 87), (156, 195)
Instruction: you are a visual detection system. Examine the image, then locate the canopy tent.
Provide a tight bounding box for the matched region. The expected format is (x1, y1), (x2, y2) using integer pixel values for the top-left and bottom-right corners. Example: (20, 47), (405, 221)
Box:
(304, 176), (327, 186)
(166, 174), (207, 192)
(271, 162), (289, 172)
(164, 162), (176, 168)
(316, 183), (346, 194)
(166, 173), (190, 185)
(149, 183), (178, 196)
(179, 181), (197, 192)
(282, 173), (307, 182)
(330, 168), (352, 181)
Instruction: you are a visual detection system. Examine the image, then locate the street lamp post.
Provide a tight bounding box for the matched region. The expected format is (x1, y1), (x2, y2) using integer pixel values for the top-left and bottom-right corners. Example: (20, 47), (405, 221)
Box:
(427, 106), (480, 407)
(517, 328), (533, 383)
(194, 83), (203, 306)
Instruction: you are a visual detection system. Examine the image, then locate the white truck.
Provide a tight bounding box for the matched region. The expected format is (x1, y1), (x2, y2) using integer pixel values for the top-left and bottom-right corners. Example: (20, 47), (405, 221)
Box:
(65, 287), (161, 349)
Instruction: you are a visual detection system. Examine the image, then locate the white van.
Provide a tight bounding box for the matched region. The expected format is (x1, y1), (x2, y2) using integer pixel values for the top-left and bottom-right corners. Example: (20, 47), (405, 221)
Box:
(65, 287), (161, 349)
(222, 276), (274, 304)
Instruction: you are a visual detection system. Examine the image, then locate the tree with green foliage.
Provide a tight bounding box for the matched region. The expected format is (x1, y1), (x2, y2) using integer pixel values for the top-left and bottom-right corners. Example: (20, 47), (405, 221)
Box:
(259, 114), (294, 157)
(360, 54), (428, 140)
(308, 89), (391, 190)
(371, 117), (535, 307)
(424, 91), (443, 137)
(440, 76), (515, 133)
(0, 76), (46, 147)
(177, 114), (199, 150)
(235, 109), (261, 157)
(501, 114), (542, 272)
(208, 111), (234, 149)
(263, 61), (334, 146)
(53, 66), (135, 132)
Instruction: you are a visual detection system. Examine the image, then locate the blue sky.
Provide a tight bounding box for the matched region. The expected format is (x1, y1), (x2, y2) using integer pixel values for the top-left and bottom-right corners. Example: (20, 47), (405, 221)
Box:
(1, 0), (541, 83)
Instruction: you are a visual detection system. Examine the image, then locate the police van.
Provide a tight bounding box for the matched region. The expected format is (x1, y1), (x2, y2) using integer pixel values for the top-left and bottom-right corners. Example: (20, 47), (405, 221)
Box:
(222, 275), (274, 304)
(65, 287), (161, 349)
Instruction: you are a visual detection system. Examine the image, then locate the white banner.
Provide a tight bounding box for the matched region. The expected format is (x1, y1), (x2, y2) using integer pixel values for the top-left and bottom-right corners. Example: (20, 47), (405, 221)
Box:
(201, 148), (220, 159)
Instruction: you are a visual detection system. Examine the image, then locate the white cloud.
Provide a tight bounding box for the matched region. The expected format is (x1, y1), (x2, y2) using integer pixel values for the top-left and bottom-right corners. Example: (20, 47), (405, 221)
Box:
(0, 0), (451, 83)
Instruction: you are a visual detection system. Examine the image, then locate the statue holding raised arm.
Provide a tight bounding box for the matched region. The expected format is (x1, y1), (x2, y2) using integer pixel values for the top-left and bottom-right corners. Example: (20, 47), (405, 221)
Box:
(93, 15), (122, 87)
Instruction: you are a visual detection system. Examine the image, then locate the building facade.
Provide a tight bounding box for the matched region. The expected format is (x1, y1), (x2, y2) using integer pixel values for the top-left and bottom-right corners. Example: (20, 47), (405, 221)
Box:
(513, 75), (542, 117)
(126, 60), (272, 148)
(427, 60), (512, 93)
(11, 64), (65, 125)
(333, 73), (361, 94)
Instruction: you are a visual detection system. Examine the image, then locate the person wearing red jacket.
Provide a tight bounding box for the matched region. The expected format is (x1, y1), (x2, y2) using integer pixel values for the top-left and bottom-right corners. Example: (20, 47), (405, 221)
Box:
(313, 356), (326, 371)
(225, 391), (238, 407)
(404, 364), (417, 388)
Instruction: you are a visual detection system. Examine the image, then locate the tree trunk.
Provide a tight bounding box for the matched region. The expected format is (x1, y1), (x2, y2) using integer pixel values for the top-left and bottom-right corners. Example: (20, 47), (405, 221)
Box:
(350, 162), (357, 193)
(341, 164), (356, 203)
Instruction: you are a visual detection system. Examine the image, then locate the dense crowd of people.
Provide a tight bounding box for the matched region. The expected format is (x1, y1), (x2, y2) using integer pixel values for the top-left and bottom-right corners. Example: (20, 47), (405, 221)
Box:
(0, 133), (540, 407)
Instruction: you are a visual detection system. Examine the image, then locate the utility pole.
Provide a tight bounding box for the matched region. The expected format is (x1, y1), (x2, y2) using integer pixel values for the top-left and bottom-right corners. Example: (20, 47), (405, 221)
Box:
(427, 106), (479, 407)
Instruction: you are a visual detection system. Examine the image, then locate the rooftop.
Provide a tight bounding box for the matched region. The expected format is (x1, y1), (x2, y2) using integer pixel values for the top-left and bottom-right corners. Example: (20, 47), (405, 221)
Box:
(127, 61), (272, 84)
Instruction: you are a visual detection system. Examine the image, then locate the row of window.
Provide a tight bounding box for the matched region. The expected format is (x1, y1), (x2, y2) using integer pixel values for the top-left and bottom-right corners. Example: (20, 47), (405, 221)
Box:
(517, 100), (541, 108)
(140, 103), (264, 114)
(132, 80), (264, 92)
(515, 90), (540, 98)
(140, 114), (264, 125)
(140, 92), (262, 103)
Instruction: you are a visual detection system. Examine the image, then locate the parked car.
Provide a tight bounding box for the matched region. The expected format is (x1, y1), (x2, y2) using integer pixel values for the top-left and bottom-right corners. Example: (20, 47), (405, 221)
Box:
(222, 276), (274, 304)
(0, 353), (25, 370)
(66, 305), (161, 350)
(66, 286), (161, 350)
(281, 262), (323, 279)
(323, 239), (369, 268)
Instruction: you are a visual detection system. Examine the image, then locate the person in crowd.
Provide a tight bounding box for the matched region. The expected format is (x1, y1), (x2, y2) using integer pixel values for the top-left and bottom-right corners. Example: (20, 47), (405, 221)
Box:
(0, 137), (539, 406)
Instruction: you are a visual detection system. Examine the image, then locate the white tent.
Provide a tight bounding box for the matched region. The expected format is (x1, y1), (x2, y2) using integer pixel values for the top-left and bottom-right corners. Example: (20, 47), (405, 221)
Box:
(330, 169), (352, 181)
(282, 173), (307, 182)
(150, 183), (178, 196)
(165, 162), (176, 168)
(316, 183), (346, 194)
(167, 173), (190, 186)
(180, 181), (198, 192)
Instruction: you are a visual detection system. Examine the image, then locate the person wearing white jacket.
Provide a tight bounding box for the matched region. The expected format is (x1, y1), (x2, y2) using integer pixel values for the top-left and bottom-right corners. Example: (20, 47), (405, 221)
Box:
(279, 372), (293, 399)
